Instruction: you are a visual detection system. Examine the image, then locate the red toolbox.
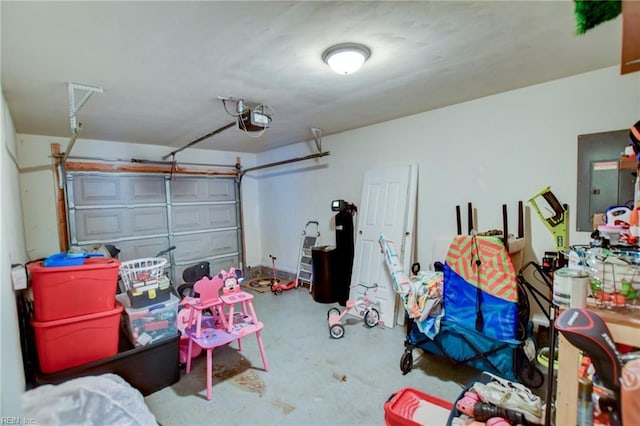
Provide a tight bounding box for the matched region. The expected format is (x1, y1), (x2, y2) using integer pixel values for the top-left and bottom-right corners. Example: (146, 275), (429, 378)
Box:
(384, 387), (453, 426)
(28, 257), (120, 321)
(31, 304), (123, 373)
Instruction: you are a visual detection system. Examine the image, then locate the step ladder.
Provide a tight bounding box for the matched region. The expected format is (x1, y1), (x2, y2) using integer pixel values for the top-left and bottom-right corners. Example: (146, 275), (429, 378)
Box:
(296, 221), (320, 293)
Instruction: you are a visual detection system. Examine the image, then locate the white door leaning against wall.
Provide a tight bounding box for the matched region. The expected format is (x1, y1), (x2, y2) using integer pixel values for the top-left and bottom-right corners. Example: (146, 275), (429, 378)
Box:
(350, 164), (418, 328)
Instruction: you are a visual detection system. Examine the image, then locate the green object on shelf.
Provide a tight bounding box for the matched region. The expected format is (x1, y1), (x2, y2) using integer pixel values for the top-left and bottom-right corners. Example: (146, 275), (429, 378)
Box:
(620, 280), (638, 300)
(574, 0), (622, 35)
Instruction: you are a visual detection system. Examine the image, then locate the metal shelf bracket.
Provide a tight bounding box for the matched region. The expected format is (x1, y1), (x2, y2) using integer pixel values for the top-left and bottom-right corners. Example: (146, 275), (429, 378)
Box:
(68, 82), (103, 134)
(310, 127), (322, 152)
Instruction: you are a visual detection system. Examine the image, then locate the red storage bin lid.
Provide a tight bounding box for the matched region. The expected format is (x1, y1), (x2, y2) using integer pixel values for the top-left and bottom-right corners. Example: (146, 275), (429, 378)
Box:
(31, 304), (123, 328)
(29, 257), (121, 273)
(28, 257), (121, 322)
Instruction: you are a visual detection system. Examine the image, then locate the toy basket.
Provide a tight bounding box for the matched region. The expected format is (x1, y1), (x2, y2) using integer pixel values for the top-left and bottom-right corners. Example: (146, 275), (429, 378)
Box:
(119, 258), (167, 290)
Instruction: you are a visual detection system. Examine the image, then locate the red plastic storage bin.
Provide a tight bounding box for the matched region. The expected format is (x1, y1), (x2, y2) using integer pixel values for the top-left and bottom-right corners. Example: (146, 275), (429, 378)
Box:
(384, 387), (453, 426)
(28, 257), (121, 321)
(31, 304), (123, 373)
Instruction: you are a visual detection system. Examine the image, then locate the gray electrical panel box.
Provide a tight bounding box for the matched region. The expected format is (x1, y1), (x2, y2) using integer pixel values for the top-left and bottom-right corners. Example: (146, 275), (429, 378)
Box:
(576, 129), (635, 232)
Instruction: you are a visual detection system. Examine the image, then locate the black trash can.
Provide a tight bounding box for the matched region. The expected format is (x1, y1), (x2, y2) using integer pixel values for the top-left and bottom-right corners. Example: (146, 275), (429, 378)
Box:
(311, 246), (338, 303)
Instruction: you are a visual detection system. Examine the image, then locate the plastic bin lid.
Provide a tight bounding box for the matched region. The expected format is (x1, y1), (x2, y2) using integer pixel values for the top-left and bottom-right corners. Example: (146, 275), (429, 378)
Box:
(116, 293), (179, 313)
(43, 251), (105, 267)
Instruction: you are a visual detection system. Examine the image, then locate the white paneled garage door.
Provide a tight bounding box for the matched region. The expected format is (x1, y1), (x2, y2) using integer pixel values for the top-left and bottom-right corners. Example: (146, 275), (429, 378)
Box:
(66, 172), (242, 284)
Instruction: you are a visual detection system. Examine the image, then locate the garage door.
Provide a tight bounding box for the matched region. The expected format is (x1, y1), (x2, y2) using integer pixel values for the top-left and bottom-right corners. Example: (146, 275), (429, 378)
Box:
(65, 172), (242, 284)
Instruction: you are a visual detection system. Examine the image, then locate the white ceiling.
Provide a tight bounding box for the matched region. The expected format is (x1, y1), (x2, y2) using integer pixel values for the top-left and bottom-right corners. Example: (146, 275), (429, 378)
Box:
(1, 1), (622, 154)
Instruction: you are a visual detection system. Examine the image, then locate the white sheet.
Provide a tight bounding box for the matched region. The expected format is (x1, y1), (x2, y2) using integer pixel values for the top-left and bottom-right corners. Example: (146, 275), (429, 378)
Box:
(22, 374), (157, 426)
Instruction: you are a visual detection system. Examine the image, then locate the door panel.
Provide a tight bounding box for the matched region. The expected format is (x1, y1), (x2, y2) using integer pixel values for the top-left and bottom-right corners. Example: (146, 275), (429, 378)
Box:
(105, 237), (171, 261)
(172, 230), (238, 263)
(72, 174), (165, 205)
(350, 164), (417, 328)
(210, 256), (240, 276)
(129, 177), (167, 202)
(74, 206), (167, 241)
(74, 209), (124, 240)
(174, 255), (239, 284)
(131, 207), (169, 234)
(172, 204), (237, 232)
(73, 175), (121, 204)
(170, 177), (236, 202)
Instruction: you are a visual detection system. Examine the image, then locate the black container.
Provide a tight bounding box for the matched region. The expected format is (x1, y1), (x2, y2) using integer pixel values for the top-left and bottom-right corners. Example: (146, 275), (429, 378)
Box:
(312, 246), (339, 303)
(127, 284), (171, 309)
(18, 288), (180, 396)
(32, 331), (181, 396)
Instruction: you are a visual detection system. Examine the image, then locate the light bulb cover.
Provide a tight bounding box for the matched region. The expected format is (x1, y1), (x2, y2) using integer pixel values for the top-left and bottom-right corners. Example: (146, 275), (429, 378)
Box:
(322, 43), (371, 75)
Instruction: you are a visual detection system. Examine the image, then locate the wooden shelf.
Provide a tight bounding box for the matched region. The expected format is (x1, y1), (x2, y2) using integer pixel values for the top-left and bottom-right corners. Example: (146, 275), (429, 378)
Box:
(619, 155), (637, 171)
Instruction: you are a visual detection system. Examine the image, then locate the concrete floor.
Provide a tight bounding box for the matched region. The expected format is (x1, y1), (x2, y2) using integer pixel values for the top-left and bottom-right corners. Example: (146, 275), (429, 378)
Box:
(144, 286), (484, 425)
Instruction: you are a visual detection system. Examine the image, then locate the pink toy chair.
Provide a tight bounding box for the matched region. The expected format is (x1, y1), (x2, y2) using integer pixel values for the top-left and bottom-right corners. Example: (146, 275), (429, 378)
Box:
(181, 276), (227, 339)
(183, 271), (269, 400)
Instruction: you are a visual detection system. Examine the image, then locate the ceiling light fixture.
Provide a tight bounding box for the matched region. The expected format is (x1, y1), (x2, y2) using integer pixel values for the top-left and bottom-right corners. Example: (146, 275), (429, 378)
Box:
(322, 43), (371, 75)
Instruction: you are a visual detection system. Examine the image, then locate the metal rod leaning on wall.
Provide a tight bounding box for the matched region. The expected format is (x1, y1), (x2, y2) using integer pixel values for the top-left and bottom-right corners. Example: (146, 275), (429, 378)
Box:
(62, 125), (82, 164)
(162, 121), (236, 160)
(240, 151), (330, 177)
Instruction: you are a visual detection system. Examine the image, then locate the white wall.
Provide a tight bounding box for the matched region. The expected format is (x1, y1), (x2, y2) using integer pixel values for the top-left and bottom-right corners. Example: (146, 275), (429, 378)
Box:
(1, 92), (27, 417)
(256, 67), (640, 274)
(16, 135), (262, 267)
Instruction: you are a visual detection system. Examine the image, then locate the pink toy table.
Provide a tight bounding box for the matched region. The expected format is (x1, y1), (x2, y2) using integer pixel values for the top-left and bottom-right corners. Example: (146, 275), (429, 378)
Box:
(185, 317), (239, 400)
(182, 278), (269, 401)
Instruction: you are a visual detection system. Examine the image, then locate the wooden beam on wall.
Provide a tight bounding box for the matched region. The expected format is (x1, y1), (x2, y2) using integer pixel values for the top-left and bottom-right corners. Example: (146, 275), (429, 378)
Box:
(621, 0), (640, 75)
(62, 160), (238, 176)
(51, 144), (69, 252)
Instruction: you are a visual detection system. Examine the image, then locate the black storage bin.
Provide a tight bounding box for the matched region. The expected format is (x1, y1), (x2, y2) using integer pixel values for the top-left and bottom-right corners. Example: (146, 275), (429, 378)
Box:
(312, 246), (339, 303)
(32, 331), (181, 396)
(18, 288), (180, 397)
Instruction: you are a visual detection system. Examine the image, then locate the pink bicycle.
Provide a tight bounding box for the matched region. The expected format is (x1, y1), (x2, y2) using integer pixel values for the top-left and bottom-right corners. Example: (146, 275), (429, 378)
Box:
(327, 282), (381, 339)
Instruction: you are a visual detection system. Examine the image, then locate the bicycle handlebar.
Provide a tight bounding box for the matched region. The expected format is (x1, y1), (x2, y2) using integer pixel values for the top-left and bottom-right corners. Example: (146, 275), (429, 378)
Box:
(352, 282), (378, 290)
(156, 245), (176, 257)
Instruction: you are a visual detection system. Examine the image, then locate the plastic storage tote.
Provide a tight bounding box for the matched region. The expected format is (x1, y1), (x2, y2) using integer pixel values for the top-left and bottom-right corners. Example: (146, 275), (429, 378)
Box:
(28, 257), (121, 321)
(31, 304), (123, 373)
(384, 387), (453, 426)
(117, 293), (179, 347)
